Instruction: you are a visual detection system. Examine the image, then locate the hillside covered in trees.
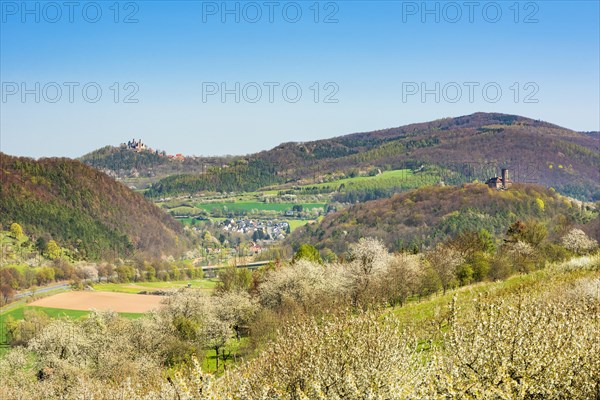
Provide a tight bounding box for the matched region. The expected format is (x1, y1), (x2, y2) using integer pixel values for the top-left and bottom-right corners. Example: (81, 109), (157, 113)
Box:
(289, 183), (598, 254)
(0, 153), (189, 260)
(79, 145), (232, 187)
(145, 159), (282, 198)
(140, 113), (599, 201)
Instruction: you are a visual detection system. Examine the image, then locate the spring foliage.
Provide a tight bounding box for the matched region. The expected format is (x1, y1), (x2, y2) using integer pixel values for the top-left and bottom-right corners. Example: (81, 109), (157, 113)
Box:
(1, 251), (599, 399)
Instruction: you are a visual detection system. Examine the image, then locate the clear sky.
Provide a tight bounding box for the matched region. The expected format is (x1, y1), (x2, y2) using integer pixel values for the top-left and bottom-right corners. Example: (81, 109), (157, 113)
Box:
(1, 0), (599, 158)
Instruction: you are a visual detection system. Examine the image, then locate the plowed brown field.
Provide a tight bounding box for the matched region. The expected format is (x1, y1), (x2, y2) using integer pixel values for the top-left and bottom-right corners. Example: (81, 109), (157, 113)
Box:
(30, 291), (164, 313)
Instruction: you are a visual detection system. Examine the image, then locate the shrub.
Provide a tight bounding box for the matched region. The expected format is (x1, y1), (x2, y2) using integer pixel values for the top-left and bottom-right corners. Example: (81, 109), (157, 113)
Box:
(178, 310), (422, 399)
(562, 228), (599, 255)
(421, 290), (600, 399)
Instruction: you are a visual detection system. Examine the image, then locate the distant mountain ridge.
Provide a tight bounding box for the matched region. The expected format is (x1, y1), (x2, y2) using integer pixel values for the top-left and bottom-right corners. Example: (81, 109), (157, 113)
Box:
(0, 153), (190, 260)
(82, 113), (599, 201)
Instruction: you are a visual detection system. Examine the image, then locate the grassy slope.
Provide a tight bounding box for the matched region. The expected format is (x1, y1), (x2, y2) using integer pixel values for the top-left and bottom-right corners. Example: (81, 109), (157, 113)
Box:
(393, 263), (600, 331)
(291, 168), (441, 192)
(287, 220), (309, 231)
(1, 258), (597, 369)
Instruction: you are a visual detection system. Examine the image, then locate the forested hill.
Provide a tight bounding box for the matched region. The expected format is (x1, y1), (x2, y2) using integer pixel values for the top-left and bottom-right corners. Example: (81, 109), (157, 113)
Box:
(143, 113), (600, 201)
(254, 113), (599, 200)
(0, 153), (189, 260)
(80, 145), (170, 171)
(288, 183), (598, 255)
(144, 159), (283, 198)
(80, 145), (232, 184)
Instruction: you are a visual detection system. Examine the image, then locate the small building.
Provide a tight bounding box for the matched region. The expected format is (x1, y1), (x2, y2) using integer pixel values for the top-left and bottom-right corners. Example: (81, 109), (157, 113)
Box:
(486, 168), (511, 190)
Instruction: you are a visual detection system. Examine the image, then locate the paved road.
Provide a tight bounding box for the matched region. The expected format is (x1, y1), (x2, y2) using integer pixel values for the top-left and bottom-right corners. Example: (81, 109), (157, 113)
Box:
(13, 283), (70, 300)
(1, 283), (71, 314)
(202, 260), (273, 271)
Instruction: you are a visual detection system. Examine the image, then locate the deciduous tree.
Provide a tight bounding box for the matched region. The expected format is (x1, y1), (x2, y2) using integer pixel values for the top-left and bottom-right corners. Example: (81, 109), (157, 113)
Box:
(292, 243), (322, 264)
(45, 240), (62, 260)
(426, 244), (464, 294)
(346, 237), (392, 307)
(9, 223), (24, 240)
(562, 228), (598, 255)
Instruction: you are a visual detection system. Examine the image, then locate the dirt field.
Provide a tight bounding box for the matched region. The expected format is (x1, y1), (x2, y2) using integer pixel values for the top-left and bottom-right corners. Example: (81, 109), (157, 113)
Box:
(30, 291), (165, 313)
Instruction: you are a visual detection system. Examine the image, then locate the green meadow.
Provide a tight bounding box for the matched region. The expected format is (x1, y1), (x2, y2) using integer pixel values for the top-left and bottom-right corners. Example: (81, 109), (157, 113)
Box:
(92, 278), (219, 294)
(196, 201), (326, 212)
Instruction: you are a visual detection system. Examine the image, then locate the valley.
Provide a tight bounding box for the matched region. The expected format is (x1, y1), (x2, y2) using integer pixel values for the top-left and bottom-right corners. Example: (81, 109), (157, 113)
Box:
(3, 2), (599, 396)
(1, 112), (599, 399)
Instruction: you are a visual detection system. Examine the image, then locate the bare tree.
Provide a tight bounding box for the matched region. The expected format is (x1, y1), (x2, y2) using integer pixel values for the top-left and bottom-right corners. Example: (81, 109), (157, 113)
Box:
(0, 284), (15, 306)
(380, 253), (422, 306)
(426, 244), (464, 294)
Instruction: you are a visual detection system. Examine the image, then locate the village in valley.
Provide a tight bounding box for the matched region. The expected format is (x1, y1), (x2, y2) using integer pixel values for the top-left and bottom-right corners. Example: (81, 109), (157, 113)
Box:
(219, 219), (291, 241)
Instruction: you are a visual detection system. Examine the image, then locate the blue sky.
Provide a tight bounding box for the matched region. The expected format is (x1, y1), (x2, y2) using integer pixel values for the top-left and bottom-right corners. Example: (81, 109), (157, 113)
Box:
(1, 0), (599, 158)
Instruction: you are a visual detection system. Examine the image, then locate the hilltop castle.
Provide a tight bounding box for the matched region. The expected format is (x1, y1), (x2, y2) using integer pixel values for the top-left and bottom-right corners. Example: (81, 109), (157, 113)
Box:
(120, 139), (185, 160)
(125, 138), (147, 152)
(486, 168), (512, 190)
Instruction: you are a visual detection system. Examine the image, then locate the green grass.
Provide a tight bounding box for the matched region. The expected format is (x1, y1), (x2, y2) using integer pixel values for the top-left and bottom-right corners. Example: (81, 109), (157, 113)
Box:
(0, 285), (73, 315)
(393, 272), (540, 325)
(168, 206), (202, 215)
(90, 284), (145, 294)
(392, 267), (599, 326)
(287, 220), (309, 231)
(3, 306), (94, 321)
(0, 305), (144, 356)
(92, 278), (218, 294)
(195, 201), (326, 213)
(296, 168), (445, 193)
(177, 217), (201, 225)
(201, 337), (249, 374)
(312, 169), (415, 188)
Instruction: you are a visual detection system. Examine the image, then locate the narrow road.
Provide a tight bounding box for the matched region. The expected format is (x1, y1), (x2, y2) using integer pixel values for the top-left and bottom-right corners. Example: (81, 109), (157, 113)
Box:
(1, 283), (71, 314)
(13, 283), (70, 300)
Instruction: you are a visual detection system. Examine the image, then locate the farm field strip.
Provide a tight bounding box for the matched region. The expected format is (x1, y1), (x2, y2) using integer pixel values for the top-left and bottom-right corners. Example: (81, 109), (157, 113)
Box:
(195, 201), (326, 212)
(29, 291), (165, 313)
(93, 278), (218, 293)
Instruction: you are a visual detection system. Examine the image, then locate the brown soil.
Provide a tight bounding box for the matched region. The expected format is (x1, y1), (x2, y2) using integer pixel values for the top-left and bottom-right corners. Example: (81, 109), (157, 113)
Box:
(30, 291), (164, 313)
